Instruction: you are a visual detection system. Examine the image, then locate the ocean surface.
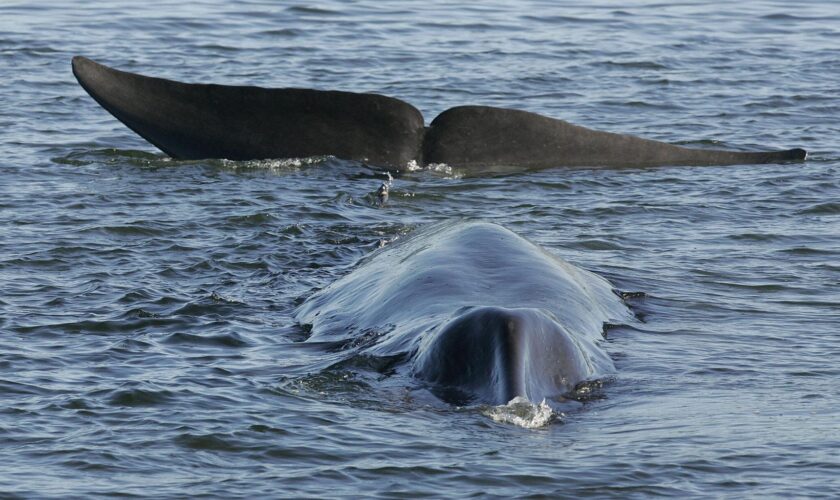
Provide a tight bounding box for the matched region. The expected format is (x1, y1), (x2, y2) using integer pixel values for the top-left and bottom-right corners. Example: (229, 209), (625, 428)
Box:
(1, 0), (839, 497)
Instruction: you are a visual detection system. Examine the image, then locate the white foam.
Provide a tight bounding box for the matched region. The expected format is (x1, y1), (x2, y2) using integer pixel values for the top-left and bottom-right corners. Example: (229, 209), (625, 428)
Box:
(426, 162), (455, 176)
(482, 397), (556, 429)
(404, 159), (421, 171)
(404, 160), (458, 177)
(221, 156), (329, 171)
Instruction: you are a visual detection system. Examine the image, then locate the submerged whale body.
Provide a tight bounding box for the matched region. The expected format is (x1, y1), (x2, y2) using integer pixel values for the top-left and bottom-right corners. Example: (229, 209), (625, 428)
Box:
(72, 56), (806, 171)
(295, 221), (633, 405)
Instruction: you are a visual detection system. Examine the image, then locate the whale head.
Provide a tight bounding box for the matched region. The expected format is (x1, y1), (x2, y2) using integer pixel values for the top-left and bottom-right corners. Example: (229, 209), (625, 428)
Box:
(412, 306), (611, 405)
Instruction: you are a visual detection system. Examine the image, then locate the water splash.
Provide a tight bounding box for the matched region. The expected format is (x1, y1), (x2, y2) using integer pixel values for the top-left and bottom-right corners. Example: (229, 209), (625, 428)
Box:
(482, 397), (556, 428)
(376, 171), (393, 207)
(405, 160), (457, 177)
(220, 156), (330, 172)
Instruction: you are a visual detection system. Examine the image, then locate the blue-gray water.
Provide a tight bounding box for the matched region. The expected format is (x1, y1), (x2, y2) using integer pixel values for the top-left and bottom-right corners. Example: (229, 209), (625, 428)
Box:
(2, 0), (839, 497)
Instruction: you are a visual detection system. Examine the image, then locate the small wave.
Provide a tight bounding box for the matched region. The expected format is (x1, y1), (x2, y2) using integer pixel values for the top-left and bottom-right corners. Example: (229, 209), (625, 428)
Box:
(761, 13), (839, 21)
(778, 246), (835, 256)
(164, 332), (249, 347)
(82, 224), (168, 237)
(195, 43), (241, 52)
(522, 14), (611, 24)
(260, 28), (304, 37)
(482, 397), (556, 428)
(175, 433), (245, 452)
(13, 316), (187, 336)
(51, 148), (168, 167)
(108, 388), (172, 407)
(600, 99), (683, 110)
(283, 370), (373, 398)
(220, 156), (330, 172)
(162, 331), (249, 348)
(597, 60), (669, 70)
(729, 232), (780, 241)
(286, 5), (343, 16)
(570, 238), (627, 251)
(224, 212), (279, 225)
(797, 202), (840, 215)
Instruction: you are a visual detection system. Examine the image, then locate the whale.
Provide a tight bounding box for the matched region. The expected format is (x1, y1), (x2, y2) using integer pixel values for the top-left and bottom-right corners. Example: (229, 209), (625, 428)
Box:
(72, 56), (806, 171)
(294, 221), (634, 405)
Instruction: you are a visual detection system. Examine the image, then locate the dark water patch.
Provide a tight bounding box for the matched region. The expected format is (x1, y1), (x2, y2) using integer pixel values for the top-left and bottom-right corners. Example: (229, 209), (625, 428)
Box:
(0, 380), (52, 396)
(175, 433), (247, 452)
(568, 238), (629, 251)
(596, 60), (670, 70)
(224, 212), (279, 225)
(162, 331), (250, 348)
(0, 256), (67, 269)
(278, 223), (306, 236)
(687, 366), (760, 376)
(761, 13), (840, 21)
(286, 5), (343, 16)
(170, 296), (246, 315)
(708, 281), (794, 293)
(79, 223), (170, 238)
(194, 43), (242, 53)
(778, 246), (836, 256)
(522, 14), (613, 24)
(788, 369), (840, 377)
(729, 232), (782, 242)
(328, 353), (406, 376)
(59, 458), (125, 473)
(248, 424), (291, 436)
(61, 398), (94, 410)
(416, 21), (518, 31)
(602, 100), (685, 111)
(121, 308), (162, 320)
(259, 28), (305, 37)
(157, 260), (217, 278)
(797, 202), (840, 215)
(12, 316), (192, 336)
(115, 290), (183, 307)
(769, 299), (840, 309)
(106, 337), (156, 354)
(108, 388), (173, 407)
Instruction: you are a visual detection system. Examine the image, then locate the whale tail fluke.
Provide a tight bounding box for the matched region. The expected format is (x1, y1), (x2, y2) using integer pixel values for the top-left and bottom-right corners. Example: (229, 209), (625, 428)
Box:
(423, 105), (807, 169)
(72, 56), (807, 170)
(71, 56), (425, 168)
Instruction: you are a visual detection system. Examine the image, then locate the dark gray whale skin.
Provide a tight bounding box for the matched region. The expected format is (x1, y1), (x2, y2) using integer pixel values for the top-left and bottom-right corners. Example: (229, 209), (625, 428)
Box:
(424, 106), (807, 169)
(413, 306), (598, 405)
(72, 56), (806, 170)
(71, 56), (425, 167)
(295, 221), (631, 406)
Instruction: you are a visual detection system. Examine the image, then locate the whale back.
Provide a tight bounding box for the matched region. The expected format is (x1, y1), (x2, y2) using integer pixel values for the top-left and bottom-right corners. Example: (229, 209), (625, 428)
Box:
(71, 56), (425, 167)
(295, 221), (633, 404)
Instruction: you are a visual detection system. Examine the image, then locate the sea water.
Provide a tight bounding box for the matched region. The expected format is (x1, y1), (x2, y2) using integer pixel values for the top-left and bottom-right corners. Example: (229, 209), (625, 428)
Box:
(1, 0), (838, 496)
